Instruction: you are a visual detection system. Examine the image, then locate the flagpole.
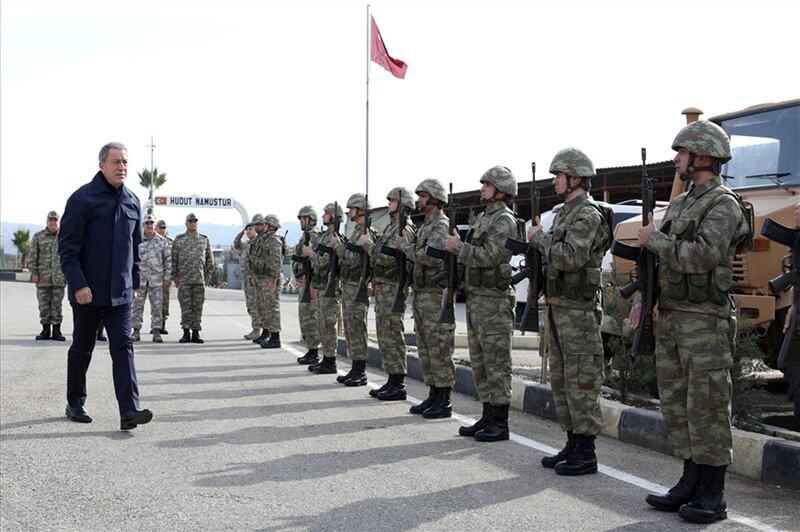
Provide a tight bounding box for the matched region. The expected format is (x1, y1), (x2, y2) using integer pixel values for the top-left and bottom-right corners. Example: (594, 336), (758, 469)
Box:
(365, 4), (371, 200)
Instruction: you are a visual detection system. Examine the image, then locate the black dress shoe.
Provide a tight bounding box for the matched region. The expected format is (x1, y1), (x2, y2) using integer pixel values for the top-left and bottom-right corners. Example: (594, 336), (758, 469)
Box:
(120, 408), (153, 430)
(65, 405), (92, 423)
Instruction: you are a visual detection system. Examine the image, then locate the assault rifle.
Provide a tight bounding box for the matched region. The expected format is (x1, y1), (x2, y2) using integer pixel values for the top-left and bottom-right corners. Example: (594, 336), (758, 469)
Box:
(291, 229), (313, 303)
(347, 194), (372, 305)
(610, 148), (658, 356)
(425, 183), (457, 324)
(380, 190), (408, 313)
(761, 217), (800, 367)
(318, 201), (341, 298)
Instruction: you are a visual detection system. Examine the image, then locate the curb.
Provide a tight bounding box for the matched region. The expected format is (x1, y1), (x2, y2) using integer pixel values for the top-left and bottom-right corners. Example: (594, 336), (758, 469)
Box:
(335, 339), (800, 491)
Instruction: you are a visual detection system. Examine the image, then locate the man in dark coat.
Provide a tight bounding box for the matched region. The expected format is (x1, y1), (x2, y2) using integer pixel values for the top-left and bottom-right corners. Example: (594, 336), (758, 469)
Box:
(59, 141), (153, 431)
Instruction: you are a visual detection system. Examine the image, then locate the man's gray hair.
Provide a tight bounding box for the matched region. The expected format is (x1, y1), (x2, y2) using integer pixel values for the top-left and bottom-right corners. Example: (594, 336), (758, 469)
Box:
(99, 142), (127, 162)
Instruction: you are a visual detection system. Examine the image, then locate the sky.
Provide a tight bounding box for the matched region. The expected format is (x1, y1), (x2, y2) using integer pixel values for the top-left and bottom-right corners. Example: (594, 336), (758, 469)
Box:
(1, 0), (798, 230)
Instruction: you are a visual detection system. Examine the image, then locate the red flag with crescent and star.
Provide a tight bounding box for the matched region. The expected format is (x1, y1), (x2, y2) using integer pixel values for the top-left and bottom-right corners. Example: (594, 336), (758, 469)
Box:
(370, 16), (407, 79)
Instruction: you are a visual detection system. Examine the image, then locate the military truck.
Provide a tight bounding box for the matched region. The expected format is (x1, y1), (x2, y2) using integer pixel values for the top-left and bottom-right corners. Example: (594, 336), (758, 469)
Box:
(612, 99), (800, 366)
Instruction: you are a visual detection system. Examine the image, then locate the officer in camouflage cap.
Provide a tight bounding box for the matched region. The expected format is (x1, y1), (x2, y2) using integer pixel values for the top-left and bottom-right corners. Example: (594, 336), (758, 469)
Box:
(251, 214), (284, 349)
(131, 214), (171, 342)
(234, 216), (260, 340)
(639, 121), (750, 523)
(29, 210), (67, 340)
(361, 187), (416, 400)
(292, 206), (322, 361)
(446, 166), (521, 440)
(529, 147), (612, 476)
(155, 219), (173, 334)
(171, 213), (214, 343)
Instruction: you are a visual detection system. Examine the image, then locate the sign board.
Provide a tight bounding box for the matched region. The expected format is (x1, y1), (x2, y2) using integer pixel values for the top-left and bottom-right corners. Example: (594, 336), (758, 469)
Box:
(154, 195), (235, 208)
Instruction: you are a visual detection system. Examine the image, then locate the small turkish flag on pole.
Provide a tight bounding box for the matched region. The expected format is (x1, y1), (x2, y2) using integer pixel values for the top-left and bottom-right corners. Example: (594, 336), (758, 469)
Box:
(370, 16), (407, 79)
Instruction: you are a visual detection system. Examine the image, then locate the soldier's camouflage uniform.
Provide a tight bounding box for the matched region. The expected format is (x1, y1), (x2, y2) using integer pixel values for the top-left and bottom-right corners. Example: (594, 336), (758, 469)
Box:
(171, 232), (214, 330)
(161, 234), (173, 324)
(292, 228), (321, 350)
(249, 232), (283, 333)
(368, 213), (416, 375)
(233, 233), (259, 330)
(402, 210), (455, 387)
(530, 191), (611, 436)
(454, 201), (519, 405)
(29, 228), (66, 325)
(643, 175), (749, 466)
(336, 221), (376, 362)
(132, 232), (171, 331)
(311, 225), (341, 358)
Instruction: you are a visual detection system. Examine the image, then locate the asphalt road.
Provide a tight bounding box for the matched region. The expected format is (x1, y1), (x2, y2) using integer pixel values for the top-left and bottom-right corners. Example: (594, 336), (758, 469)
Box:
(1, 281), (797, 531)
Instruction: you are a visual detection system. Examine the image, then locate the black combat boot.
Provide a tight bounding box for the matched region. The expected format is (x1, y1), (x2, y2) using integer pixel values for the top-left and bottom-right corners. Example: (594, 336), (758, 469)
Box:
(252, 329), (269, 344)
(370, 380), (390, 398)
(129, 328), (141, 342)
(555, 434), (598, 475)
(344, 360), (368, 386)
(410, 386), (436, 414)
(36, 324), (51, 341)
(475, 403), (510, 442)
(160, 324), (169, 335)
(260, 332), (281, 349)
(179, 328), (191, 343)
(297, 349), (319, 365)
(678, 465), (728, 524)
(336, 366), (356, 383)
(51, 324), (66, 341)
(377, 374), (407, 401)
(191, 329), (204, 344)
(459, 403), (492, 437)
(313, 357), (337, 374)
(423, 387), (452, 419)
(542, 431), (576, 468)
(645, 459), (701, 511)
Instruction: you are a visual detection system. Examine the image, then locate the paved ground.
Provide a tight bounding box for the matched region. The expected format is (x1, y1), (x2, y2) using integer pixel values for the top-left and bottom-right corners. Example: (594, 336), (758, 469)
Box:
(1, 281), (798, 531)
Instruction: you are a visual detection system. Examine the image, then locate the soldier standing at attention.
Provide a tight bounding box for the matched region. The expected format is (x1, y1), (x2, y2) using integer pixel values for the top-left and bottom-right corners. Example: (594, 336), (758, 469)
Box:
(30, 210), (67, 341)
(304, 203), (344, 373)
(130, 214), (171, 343)
(248, 214), (269, 345)
(398, 179), (456, 416)
(234, 221), (260, 340)
(292, 206), (322, 362)
(155, 219), (172, 334)
(361, 188), (416, 400)
(333, 193), (375, 386)
(171, 213), (214, 344)
(528, 148), (612, 476)
(445, 166), (520, 441)
(639, 121), (750, 524)
(256, 214), (284, 349)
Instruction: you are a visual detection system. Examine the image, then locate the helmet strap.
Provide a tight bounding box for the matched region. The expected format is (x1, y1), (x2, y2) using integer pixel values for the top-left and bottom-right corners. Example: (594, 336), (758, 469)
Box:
(682, 153), (716, 181)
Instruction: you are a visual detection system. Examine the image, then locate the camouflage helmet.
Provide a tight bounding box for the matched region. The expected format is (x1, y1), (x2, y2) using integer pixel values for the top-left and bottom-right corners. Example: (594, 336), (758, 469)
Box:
(346, 193), (370, 210)
(264, 214), (281, 229)
(323, 202), (344, 219)
(251, 213), (266, 225)
(297, 205), (317, 220)
(386, 187), (415, 210)
(480, 166), (518, 197)
(549, 147), (595, 178)
(671, 120), (732, 163)
(415, 178), (448, 204)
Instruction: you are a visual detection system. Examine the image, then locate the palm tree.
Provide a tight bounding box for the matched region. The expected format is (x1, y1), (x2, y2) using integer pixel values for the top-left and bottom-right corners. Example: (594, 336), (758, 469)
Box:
(11, 228), (30, 268)
(138, 167), (168, 192)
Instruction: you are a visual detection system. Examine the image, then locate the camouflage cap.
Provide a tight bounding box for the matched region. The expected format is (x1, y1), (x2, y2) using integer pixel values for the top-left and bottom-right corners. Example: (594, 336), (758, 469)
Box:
(251, 213), (266, 225)
(549, 147), (595, 178)
(143, 214), (156, 223)
(323, 202), (344, 219)
(186, 213), (198, 221)
(346, 193), (371, 210)
(671, 120), (732, 162)
(264, 214), (281, 229)
(415, 178), (448, 204)
(297, 205), (318, 219)
(386, 187), (416, 210)
(47, 210), (59, 220)
(480, 166), (518, 197)
(156, 219), (167, 228)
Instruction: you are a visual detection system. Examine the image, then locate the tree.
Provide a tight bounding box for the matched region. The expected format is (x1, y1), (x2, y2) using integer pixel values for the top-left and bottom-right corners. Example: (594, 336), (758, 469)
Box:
(11, 228), (31, 268)
(138, 167), (168, 192)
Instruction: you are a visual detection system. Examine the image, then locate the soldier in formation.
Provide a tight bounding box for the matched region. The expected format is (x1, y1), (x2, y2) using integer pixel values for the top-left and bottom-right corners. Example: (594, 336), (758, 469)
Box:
(445, 166), (520, 441)
(155, 220), (172, 334)
(234, 221), (260, 340)
(528, 148), (612, 476)
(292, 206), (322, 362)
(131, 214), (171, 342)
(249, 214), (284, 349)
(638, 121), (751, 524)
(171, 213), (214, 344)
(29, 210), (67, 341)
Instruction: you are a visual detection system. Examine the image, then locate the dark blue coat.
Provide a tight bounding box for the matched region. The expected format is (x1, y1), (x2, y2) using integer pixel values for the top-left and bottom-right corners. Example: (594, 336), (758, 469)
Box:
(59, 171), (142, 306)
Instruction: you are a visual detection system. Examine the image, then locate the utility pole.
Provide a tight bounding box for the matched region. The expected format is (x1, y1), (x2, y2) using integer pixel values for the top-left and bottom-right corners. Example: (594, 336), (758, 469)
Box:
(146, 135), (156, 214)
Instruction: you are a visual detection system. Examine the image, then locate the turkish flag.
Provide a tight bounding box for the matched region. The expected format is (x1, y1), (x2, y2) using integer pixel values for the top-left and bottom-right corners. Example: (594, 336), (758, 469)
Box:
(371, 16), (407, 79)
(155, 196), (167, 205)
